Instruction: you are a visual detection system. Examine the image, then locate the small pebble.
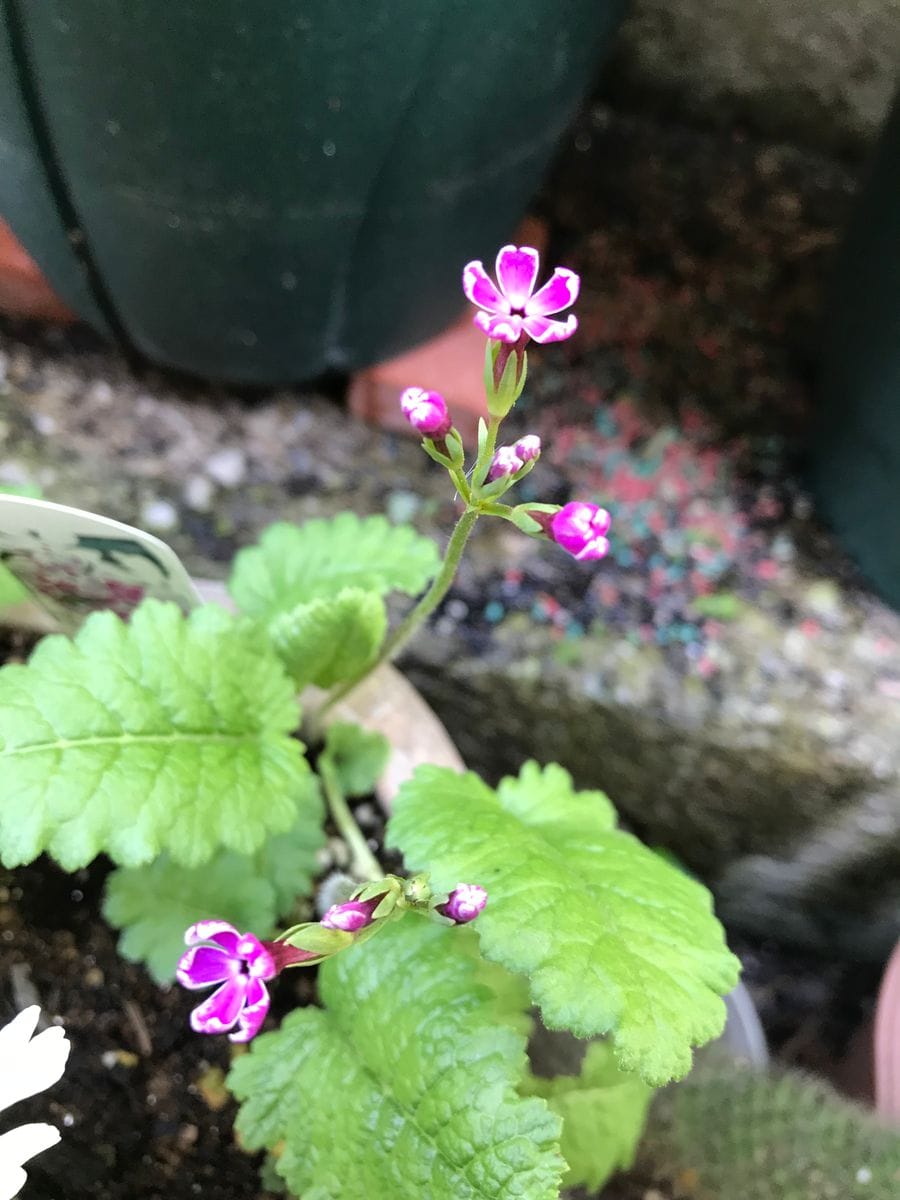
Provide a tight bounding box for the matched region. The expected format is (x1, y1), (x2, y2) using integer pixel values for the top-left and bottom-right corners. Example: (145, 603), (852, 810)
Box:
(183, 474), (214, 512)
(205, 447), (246, 488)
(141, 498), (178, 532)
(353, 802), (377, 829)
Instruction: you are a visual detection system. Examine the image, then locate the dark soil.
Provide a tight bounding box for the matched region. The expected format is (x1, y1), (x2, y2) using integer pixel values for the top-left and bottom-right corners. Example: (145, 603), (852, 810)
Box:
(0, 856), (281, 1200)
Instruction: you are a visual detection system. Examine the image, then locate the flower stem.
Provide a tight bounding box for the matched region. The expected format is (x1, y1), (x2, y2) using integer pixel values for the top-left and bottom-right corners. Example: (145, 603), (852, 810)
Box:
(470, 415), (501, 491)
(313, 507), (479, 726)
(319, 758), (383, 882)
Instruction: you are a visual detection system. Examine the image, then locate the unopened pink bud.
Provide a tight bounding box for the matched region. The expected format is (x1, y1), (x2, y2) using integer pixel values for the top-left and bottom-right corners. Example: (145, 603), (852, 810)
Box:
(399, 387), (452, 438)
(550, 501), (611, 562)
(321, 899), (378, 932)
(488, 445), (525, 480)
(438, 883), (488, 924)
(514, 435), (541, 462)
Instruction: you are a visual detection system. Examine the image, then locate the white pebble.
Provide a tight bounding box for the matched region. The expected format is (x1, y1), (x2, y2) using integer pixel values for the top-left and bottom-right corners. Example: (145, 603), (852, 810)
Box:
(205, 447), (246, 488)
(141, 498), (178, 532)
(183, 474), (214, 512)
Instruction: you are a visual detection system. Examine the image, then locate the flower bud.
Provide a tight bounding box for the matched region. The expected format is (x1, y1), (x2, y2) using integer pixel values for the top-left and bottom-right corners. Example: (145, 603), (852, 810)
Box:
(550, 501), (611, 562)
(400, 387), (452, 439)
(514, 434), (541, 463)
(437, 883), (488, 924)
(320, 898), (378, 932)
(488, 445), (525, 481)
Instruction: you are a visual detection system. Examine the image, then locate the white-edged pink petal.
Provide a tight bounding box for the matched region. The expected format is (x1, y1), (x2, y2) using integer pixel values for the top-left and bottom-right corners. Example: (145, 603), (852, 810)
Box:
(183, 919), (241, 955)
(176, 945), (239, 990)
(495, 245), (540, 309)
(522, 313), (578, 344)
(526, 267), (580, 316)
(228, 978), (270, 1044)
(474, 310), (523, 343)
(462, 261), (508, 314)
(189, 977), (249, 1036)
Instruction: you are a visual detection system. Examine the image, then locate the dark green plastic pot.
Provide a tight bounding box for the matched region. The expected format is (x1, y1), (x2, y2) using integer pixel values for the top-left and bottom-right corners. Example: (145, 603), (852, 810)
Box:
(809, 87), (900, 608)
(0, 1), (625, 384)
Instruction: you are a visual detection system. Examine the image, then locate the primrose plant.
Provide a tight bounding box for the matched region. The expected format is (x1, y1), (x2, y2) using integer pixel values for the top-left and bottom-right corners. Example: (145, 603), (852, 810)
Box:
(0, 246), (740, 1199)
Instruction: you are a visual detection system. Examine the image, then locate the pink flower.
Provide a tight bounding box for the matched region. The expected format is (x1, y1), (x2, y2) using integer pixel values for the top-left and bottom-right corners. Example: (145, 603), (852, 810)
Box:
(320, 898), (379, 932)
(550, 502), (612, 562)
(400, 387), (452, 438)
(437, 883), (488, 924)
(176, 920), (314, 1043)
(463, 246), (580, 344)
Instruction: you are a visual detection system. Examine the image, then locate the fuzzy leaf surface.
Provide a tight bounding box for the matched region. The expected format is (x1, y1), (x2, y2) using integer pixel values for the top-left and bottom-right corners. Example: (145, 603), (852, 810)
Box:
(105, 777), (325, 981)
(0, 601), (308, 870)
(228, 515), (439, 620)
(230, 919), (564, 1200)
(524, 1041), (653, 1191)
(388, 762), (740, 1085)
(268, 587), (386, 688)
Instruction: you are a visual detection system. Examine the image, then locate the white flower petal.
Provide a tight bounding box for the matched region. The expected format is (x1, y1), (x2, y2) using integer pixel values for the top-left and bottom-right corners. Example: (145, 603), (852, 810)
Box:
(0, 1123), (60, 1200)
(0, 1010), (70, 1114)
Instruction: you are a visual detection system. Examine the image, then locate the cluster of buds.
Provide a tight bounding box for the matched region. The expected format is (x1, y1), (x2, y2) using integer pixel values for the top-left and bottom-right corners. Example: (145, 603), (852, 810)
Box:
(400, 244), (612, 565)
(177, 878), (486, 1042)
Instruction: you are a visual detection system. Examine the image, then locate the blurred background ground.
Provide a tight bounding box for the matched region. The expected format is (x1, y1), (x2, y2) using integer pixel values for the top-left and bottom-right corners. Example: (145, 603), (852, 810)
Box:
(2, 7), (899, 1194)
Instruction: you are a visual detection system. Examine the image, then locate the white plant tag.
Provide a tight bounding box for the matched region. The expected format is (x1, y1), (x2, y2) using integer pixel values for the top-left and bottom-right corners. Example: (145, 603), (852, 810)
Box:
(0, 494), (200, 629)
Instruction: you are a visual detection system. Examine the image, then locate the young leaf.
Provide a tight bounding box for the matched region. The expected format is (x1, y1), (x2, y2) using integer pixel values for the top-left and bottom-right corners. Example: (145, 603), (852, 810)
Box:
(0, 563), (28, 609)
(0, 600), (309, 870)
(268, 587), (386, 688)
(523, 1041), (653, 1192)
(228, 514), (440, 621)
(229, 920), (564, 1200)
(387, 762), (740, 1085)
(104, 852), (278, 983)
(321, 721), (389, 797)
(104, 776), (325, 981)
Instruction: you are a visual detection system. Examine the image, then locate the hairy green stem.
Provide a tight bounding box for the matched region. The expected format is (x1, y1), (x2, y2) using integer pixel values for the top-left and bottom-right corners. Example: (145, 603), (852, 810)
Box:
(314, 507), (480, 726)
(470, 415), (501, 490)
(319, 758), (382, 882)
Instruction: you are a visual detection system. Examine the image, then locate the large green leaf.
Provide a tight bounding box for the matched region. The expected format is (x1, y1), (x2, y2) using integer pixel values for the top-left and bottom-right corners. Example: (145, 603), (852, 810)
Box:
(105, 777), (325, 981)
(229, 514), (440, 621)
(523, 1041), (653, 1192)
(230, 919), (564, 1200)
(387, 762), (740, 1085)
(0, 600), (308, 870)
(269, 587), (386, 688)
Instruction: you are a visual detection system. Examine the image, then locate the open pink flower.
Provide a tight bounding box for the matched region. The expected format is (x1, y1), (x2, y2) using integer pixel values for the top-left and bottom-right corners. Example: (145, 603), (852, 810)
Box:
(177, 920), (314, 1043)
(550, 502), (612, 562)
(437, 884), (488, 924)
(463, 246), (580, 344)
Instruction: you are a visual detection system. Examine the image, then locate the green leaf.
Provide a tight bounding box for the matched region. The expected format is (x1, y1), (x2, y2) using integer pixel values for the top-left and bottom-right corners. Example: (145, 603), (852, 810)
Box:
(523, 1041), (653, 1192)
(268, 587), (386, 688)
(321, 721), (389, 797)
(104, 776), (325, 981)
(387, 762), (740, 1085)
(229, 514), (439, 621)
(0, 563), (28, 609)
(104, 852), (277, 983)
(0, 600), (309, 870)
(229, 919), (564, 1200)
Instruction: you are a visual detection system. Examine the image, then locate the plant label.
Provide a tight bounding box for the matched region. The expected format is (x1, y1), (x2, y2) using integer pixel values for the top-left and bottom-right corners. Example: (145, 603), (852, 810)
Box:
(0, 494), (200, 628)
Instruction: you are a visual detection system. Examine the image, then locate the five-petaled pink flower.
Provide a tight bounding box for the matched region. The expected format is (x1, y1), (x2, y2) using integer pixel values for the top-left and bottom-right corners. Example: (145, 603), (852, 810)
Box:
(437, 883), (488, 924)
(463, 246), (580, 344)
(550, 502), (612, 562)
(400, 387), (452, 438)
(177, 920), (314, 1043)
